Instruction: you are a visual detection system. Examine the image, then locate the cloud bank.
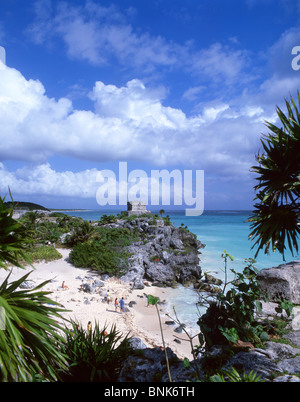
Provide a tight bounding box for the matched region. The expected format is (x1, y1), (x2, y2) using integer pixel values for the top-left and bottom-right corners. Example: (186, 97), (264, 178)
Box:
(2, 1), (300, 205)
(0, 62), (264, 167)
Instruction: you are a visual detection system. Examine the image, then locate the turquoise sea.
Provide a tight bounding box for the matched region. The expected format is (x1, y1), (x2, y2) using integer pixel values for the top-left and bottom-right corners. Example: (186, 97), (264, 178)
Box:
(57, 209), (300, 333)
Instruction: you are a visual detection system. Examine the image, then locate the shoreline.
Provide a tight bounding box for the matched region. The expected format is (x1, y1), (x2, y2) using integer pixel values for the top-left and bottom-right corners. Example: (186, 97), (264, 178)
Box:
(0, 248), (195, 360)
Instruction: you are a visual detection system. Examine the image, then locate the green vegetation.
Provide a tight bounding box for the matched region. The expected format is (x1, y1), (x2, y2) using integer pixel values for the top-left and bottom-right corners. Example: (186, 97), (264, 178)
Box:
(24, 245), (63, 263)
(64, 219), (97, 246)
(69, 227), (138, 276)
(0, 194), (67, 381)
(0, 272), (68, 381)
(1, 94), (299, 383)
(15, 208), (140, 276)
(0, 194), (33, 270)
(210, 367), (264, 382)
(0, 195), (134, 382)
(58, 321), (132, 382)
(190, 250), (295, 381)
(4, 201), (49, 211)
(147, 294), (172, 382)
(69, 240), (118, 274)
(19, 211), (84, 243)
(198, 252), (269, 348)
(249, 94), (300, 259)
(17, 210), (84, 263)
(194, 250), (295, 381)
(98, 213), (118, 225)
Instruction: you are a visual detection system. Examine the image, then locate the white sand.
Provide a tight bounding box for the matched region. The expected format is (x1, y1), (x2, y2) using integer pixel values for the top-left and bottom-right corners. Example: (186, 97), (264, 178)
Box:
(0, 249), (196, 360)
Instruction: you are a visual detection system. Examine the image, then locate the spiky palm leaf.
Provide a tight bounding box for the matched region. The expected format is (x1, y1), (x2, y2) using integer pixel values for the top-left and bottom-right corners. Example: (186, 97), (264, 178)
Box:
(59, 321), (131, 382)
(0, 193), (33, 269)
(0, 192), (68, 381)
(0, 271), (68, 381)
(249, 94), (300, 258)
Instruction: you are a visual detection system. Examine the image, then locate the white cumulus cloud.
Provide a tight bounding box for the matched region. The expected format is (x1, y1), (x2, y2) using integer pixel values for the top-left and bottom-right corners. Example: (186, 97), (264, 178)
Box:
(1, 38), (300, 201)
(0, 163), (101, 198)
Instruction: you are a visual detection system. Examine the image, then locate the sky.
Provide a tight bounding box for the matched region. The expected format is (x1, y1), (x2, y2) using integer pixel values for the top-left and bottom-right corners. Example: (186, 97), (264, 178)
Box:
(1, 0), (300, 211)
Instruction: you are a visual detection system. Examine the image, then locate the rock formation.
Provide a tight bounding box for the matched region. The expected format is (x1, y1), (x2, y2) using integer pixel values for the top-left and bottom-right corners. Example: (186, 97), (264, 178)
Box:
(103, 215), (205, 289)
(117, 256), (300, 382)
(257, 260), (300, 304)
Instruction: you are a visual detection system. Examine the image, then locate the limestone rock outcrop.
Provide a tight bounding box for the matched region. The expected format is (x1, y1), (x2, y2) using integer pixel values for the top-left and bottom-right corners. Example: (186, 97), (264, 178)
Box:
(257, 260), (300, 304)
(109, 216), (205, 289)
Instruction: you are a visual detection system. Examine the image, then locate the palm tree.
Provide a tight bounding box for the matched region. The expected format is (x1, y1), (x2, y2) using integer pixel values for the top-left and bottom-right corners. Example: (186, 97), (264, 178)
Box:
(22, 210), (42, 229)
(248, 94), (300, 259)
(0, 192), (32, 269)
(0, 272), (67, 381)
(66, 220), (96, 246)
(0, 193), (67, 381)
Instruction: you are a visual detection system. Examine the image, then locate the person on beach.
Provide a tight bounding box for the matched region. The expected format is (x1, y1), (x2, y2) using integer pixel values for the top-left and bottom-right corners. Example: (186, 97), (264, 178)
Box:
(114, 298), (118, 312)
(119, 297), (125, 312)
(62, 281), (69, 290)
(87, 321), (92, 331)
(105, 290), (112, 304)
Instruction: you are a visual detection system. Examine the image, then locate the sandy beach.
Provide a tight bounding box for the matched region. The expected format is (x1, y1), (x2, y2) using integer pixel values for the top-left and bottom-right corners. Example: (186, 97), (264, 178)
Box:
(0, 248), (195, 360)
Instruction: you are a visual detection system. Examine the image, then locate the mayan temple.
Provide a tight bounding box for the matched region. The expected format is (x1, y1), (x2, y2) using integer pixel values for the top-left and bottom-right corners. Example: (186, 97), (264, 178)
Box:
(127, 201), (151, 216)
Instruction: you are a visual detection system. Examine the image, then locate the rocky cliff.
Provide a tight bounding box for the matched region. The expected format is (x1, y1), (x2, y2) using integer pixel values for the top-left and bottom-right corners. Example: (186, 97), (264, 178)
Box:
(102, 215), (205, 289)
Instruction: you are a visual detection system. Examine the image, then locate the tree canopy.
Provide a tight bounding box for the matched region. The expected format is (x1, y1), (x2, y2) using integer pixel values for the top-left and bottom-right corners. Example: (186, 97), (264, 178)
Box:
(248, 94), (300, 259)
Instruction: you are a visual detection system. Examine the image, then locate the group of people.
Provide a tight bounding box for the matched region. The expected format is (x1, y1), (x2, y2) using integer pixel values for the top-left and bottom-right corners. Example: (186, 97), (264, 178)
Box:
(104, 290), (125, 313)
(114, 296), (125, 312)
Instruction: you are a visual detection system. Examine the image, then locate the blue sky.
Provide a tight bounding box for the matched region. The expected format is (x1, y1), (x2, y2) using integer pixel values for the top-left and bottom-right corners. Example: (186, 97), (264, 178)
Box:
(1, 0), (300, 211)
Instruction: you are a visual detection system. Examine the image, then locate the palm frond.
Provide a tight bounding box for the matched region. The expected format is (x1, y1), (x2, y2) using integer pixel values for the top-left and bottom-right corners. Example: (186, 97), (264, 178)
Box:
(0, 272), (68, 381)
(249, 93), (300, 258)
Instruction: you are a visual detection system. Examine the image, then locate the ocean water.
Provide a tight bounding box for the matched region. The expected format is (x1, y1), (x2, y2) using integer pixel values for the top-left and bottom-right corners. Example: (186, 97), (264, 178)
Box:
(57, 209), (300, 333)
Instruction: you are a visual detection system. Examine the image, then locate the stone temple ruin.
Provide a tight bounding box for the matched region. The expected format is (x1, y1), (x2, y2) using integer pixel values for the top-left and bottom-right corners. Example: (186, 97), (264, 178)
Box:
(127, 201), (151, 216)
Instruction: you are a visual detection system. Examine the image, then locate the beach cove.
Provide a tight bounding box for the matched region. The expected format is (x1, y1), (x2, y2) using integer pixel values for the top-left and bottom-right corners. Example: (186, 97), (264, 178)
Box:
(4, 208), (299, 363)
(0, 248), (195, 360)
(54, 209), (300, 333)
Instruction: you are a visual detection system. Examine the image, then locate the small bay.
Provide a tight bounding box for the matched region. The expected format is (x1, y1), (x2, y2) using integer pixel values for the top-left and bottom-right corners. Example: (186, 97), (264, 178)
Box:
(56, 209), (300, 333)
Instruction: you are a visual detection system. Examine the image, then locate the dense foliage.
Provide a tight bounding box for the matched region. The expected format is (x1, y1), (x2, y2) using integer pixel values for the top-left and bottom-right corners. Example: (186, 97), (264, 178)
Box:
(4, 201), (49, 211)
(210, 367), (263, 382)
(24, 244), (62, 263)
(0, 194), (32, 269)
(58, 321), (132, 382)
(0, 272), (67, 381)
(249, 94), (300, 259)
(19, 211), (85, 246)
(69, 227), (138, 276)
(197, 252), (268, 348)
(0, 195), (67, 381)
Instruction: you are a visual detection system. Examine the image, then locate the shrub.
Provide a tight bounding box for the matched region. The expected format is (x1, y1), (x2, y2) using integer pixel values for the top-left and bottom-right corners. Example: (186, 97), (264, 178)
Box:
(98, 214), (117, 225)
(25, 245), (63, 263)
(210, 367), (264, 382)
(64, 220), (96, 246)
(35, 221), (65, 243)
(69, 227), (138, 276)
(0, 273), (68, 381)
(69, 240), (118, 275)
(197, 252), (267, 348)
(0, 193), (67, 381)
(58, 321), (132, 382)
